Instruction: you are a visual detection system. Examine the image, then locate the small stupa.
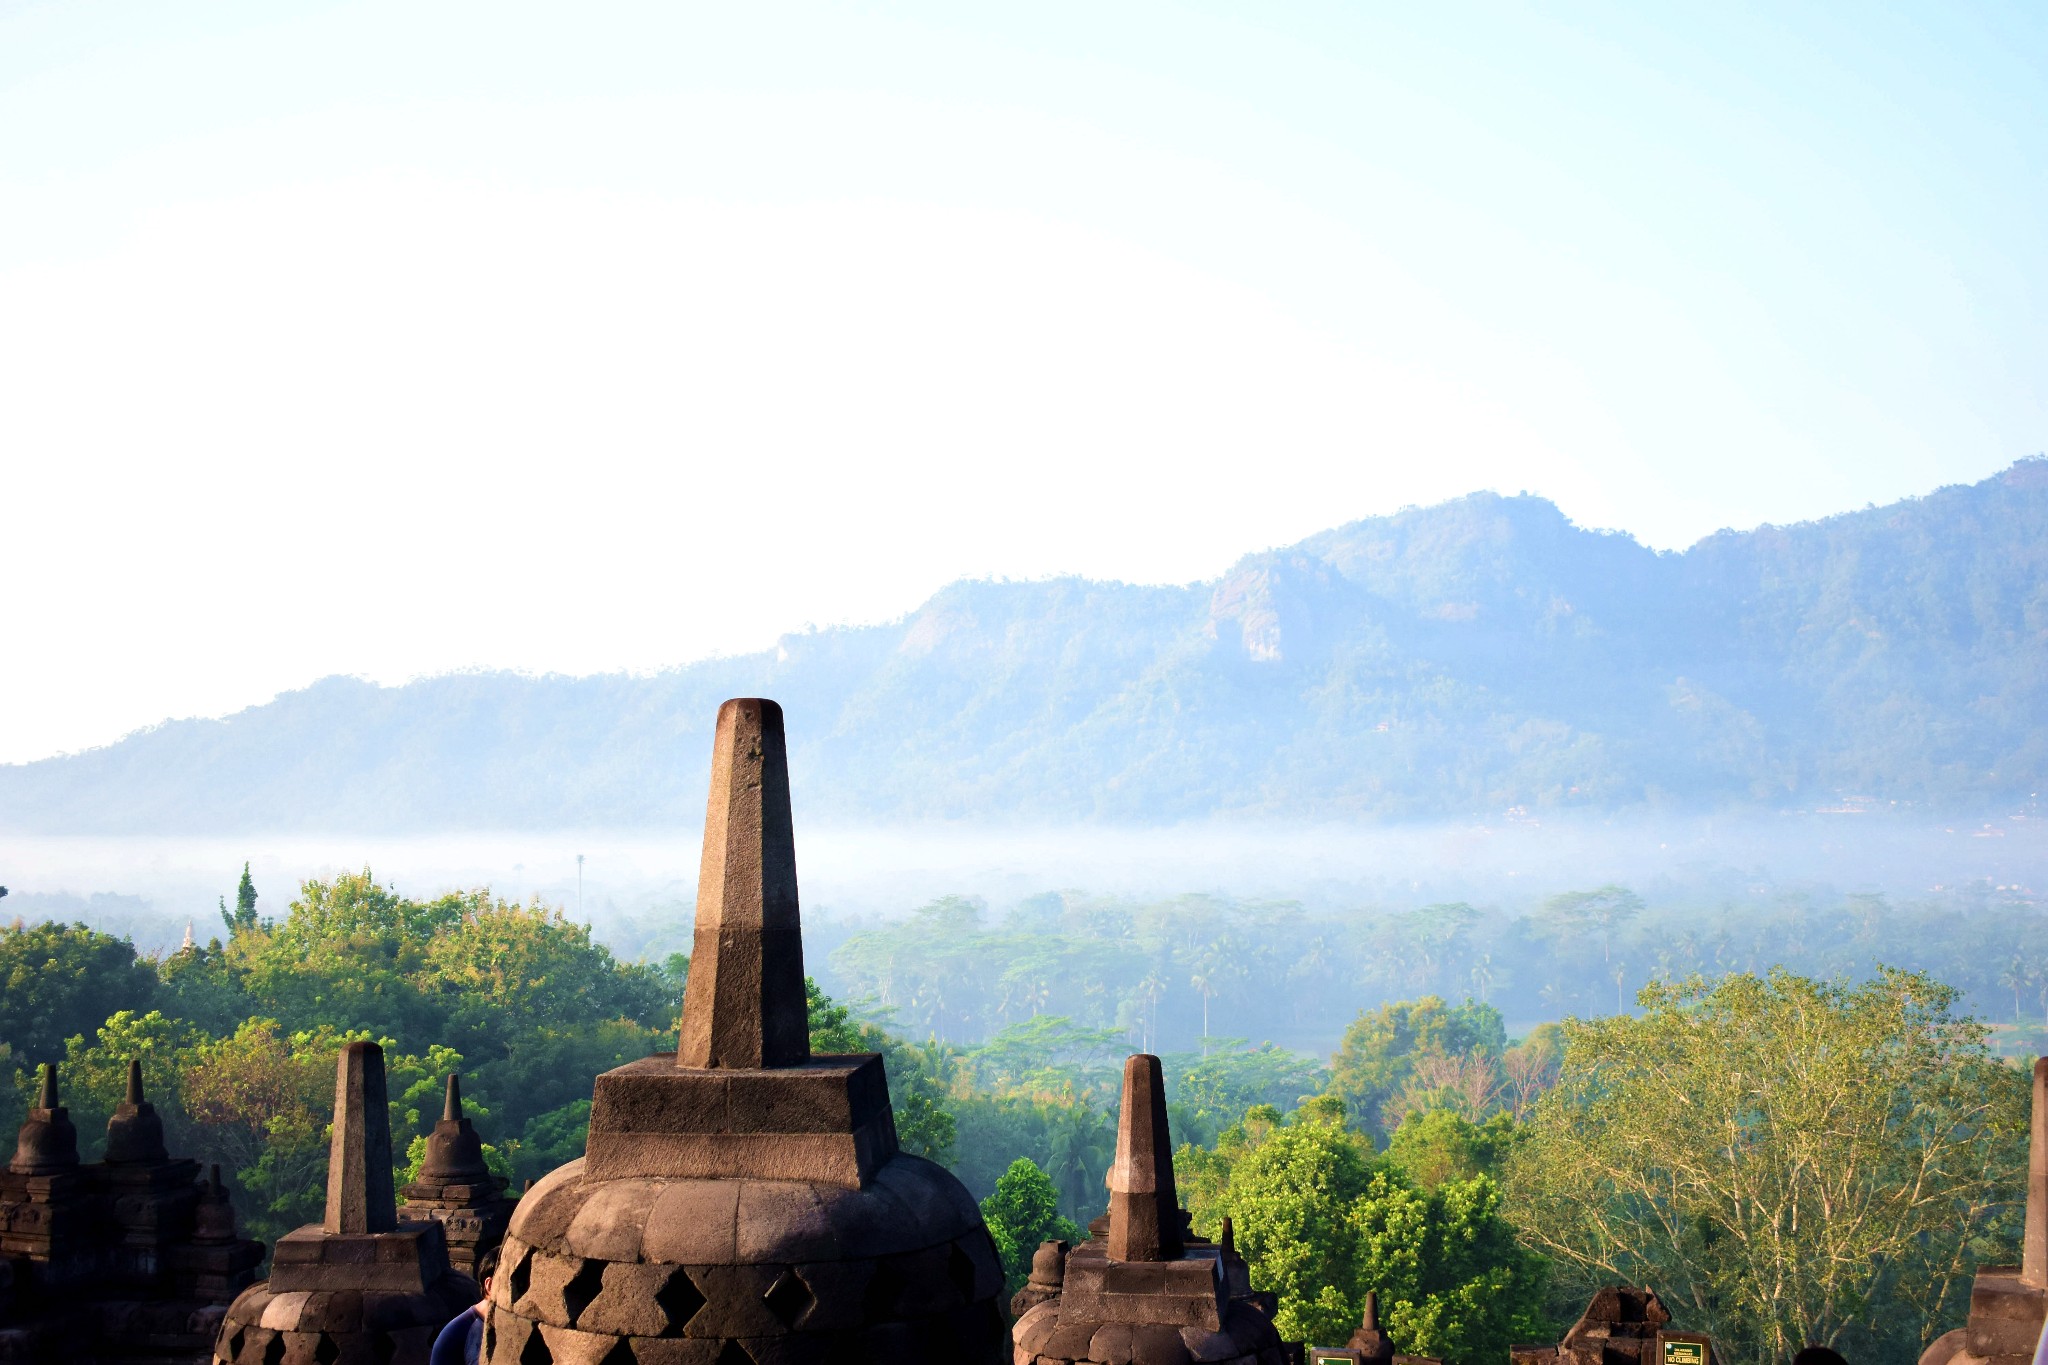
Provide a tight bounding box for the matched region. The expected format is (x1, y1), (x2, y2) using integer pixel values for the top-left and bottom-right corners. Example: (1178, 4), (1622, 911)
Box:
(482, 697), (1007, 1364)
(1, 1064), (93, 1279)
(213, 1042), (475, 1365)
(1, 1061), (263, 1363)
(400, 1073), (516, 1279)
(1012, 1054), (1290, 1365)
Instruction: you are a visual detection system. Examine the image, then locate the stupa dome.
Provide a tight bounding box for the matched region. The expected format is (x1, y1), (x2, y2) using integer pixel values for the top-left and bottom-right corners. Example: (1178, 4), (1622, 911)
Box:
(483, 699), (1006, 1365)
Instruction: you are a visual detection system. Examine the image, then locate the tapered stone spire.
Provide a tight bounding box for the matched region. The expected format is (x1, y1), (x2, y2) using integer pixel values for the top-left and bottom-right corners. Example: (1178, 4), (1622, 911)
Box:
(9, 1062), (78, 1175)
(323, 1041), (396, 1234)
(1349, 1289), (1396, 1362)
(1106, 1053), (1183, 1262)
(677, 697), (810, 1070)
(442, 1072), (461, 1123)
(2025, 1057), (2048, 1288)
(105, 1057), (168, 1164)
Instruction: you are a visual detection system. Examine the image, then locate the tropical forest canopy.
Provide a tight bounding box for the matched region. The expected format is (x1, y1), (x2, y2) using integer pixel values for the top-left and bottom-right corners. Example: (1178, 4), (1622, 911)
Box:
(0, 866), (2031, 1365)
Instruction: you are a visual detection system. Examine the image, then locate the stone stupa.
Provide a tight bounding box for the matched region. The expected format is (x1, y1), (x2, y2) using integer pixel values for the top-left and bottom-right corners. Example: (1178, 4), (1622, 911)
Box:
(1012, 1054), (1289, 1365)
(400, 1074), (516, 1279)
(213, 1042), (476, 1364)
(483, 697), (1006, 1364)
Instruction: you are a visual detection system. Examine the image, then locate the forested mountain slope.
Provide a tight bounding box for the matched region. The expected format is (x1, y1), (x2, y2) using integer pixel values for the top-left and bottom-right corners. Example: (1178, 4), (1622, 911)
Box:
(5, 460), (2044, 832)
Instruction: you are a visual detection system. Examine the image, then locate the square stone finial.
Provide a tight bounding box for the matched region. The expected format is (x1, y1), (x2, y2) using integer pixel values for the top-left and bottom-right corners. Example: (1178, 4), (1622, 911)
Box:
(324, 1041), (397, 1234)
(1106, 1053), (1183, 1263)
(676, 698), (811, 1071)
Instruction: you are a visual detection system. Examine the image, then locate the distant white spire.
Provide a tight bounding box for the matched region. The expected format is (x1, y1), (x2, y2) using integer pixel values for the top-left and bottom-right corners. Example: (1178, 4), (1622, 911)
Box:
(181, 919), (193, 951)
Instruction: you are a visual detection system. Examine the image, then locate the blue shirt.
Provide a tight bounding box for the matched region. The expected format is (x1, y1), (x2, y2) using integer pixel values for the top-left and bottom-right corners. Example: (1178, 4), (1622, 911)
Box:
(429, 1308), (484, 1365)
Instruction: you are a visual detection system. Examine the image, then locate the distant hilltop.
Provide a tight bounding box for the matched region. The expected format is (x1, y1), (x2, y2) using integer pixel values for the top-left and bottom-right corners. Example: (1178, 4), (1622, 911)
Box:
(4, 460), (2046, 834)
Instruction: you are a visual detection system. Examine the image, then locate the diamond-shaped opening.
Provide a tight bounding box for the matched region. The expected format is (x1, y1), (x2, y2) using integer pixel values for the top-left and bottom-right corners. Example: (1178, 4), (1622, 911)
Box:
(508, 1246), (535, 1306)
(864, 1258), (905, 1318)
(225, 1328), (245, 1360)
(948, 1243), (977, 1302)
(563, 1258), (606, 1326)
(762, 1268), (814, 1328)
(520, 1323), (555, 1365)
(314, 1334), (341, 1365)
(262, 1333), (286, 1365)
(598, 1340), (637, 1365)
(714, 1342), (756, 1365)
(371, 1329), (398, 1365)
(655, 1267), (706, 1334)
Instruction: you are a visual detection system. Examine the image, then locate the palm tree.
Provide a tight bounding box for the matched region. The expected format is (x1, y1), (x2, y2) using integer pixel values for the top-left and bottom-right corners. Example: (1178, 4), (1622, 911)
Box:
(2001, 956), (2028, 1023)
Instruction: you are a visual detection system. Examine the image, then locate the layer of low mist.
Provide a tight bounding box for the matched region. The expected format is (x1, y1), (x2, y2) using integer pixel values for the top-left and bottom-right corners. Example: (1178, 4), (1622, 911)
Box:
(7, 812), (2039, 955)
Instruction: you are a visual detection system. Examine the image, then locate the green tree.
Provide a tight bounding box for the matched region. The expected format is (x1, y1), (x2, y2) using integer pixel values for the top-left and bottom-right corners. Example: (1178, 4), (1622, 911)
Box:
(979, 1158), (1082, 1294)
(222, 863), (260, 937)
(20, 1010), (205, 1155)
(1384, 1109), (1521, 1189)
(807, 979), (958, 1164)
(1328, 997), (1506, 1139)
(1505, 968), (2025, 1365)
(1182, 1097), (1545, 1361)
(508, 1099), (591, 1186)
(0, 920), (159, 1065)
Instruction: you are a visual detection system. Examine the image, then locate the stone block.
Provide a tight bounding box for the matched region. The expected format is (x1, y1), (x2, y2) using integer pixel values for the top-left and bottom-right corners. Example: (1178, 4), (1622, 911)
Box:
(584, 1056), (898, 1187)
(1966, 1268), (2047, 1359)
(791, 1258), (875, 1330)
(259, 1292), (311, 1331)
(622, 1339), (727, 1365)
(820, 1181), (929, 1260)
(1133, 1321), (1198, 1365)
(515, 1249), (586, 1328)
(576, 1261), (675, 1337)
(736, 1181), (839, 1264)
(890, 1243), (958, 1318)
(958, 1232), (1003, 1304)
(1045, 1318), (1103, 1358)
(511, 1164), (591, 1249)
(1185, 1325), (1245, 1362)
(563, 1176), (662, 1263)
(534, 1321), (622, 1365)
(641, 1181), (740, 1265)
(677, 1262), (785, 1339)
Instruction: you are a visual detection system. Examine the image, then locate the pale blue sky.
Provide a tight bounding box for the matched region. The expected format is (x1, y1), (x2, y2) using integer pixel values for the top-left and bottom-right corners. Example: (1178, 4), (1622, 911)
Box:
(2, 1), (2043, 762)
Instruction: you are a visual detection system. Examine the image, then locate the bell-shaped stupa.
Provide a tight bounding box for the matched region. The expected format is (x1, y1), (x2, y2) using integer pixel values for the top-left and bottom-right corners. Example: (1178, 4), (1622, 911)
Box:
(1012, 1054), (1289, 1365)
(213, 1042), (475, 1364)
(483, 698), (1006, 1364)
(401, 1073), (516, 1279)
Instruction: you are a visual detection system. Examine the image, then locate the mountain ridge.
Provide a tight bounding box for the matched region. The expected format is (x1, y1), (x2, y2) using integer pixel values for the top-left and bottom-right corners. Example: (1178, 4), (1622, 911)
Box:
(5, 462), (2045, 833)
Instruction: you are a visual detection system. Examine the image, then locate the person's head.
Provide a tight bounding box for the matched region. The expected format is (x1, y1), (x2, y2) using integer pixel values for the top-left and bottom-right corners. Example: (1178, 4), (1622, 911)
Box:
(475, 1247), (500, 1304)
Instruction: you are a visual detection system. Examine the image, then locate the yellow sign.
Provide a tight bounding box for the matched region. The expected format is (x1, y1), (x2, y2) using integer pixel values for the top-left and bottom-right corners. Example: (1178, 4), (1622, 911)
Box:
(1664, 1341), (1706, 1365)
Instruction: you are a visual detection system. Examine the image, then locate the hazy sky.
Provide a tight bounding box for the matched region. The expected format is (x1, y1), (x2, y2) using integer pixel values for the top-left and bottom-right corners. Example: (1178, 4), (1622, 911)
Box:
(3, 1), (2042, 765)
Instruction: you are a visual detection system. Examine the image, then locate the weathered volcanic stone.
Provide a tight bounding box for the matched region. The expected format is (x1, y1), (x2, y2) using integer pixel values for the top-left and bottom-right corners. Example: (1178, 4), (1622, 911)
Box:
(105, 1058), (169, 1166)
(678, 697), (810, 1071)
(1013, 1053), (1288, 1365)
(483, 697), (1007, 1365)
(401, 1074), (516, 1279)
(8, 1065), (77, 1177)
(1512, 1286), (1703, 1365)
(214, 1044), (475, 1365)
(327, 1042), (398, 1236)
(0, 1061), (263, 1365)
